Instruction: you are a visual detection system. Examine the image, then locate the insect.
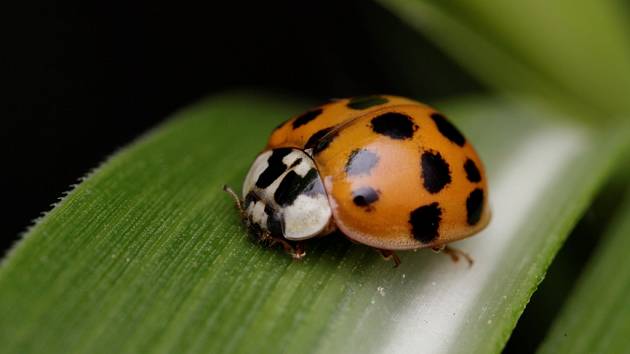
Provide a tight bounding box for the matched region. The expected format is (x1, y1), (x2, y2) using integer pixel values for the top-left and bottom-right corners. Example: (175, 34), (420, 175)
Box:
(225, 95), (490, 266)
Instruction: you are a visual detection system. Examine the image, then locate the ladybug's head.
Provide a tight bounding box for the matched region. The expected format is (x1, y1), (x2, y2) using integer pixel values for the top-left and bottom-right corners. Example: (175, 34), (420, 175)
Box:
(241, 148), (334, 241)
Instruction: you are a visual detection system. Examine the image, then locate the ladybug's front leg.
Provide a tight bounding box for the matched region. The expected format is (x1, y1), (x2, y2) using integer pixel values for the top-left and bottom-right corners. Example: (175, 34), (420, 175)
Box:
(265, 233), (306, 261)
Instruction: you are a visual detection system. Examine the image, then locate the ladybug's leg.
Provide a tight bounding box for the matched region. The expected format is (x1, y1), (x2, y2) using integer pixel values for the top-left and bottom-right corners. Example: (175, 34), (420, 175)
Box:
(432, 245), (474, 267)
(378, 249), (401, 268)
(293, 242), (306, 260)
(264, 232), (306, 261)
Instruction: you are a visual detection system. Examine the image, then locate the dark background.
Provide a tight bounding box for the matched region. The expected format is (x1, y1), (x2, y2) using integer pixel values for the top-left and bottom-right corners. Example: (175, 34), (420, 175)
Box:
(4, 2), (595, 353)
(2, 1), (480, 254)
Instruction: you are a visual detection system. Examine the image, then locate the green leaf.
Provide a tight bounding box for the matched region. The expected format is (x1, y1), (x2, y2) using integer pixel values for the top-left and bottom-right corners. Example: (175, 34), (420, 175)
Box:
(537, 183), (630, 354)
(0, 93), (627, 354)
(375, 0), (630, 117)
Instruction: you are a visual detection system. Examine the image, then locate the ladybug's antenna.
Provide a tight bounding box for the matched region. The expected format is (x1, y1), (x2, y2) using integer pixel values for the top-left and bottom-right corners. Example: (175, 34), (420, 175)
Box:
(223, 185), (245, 216)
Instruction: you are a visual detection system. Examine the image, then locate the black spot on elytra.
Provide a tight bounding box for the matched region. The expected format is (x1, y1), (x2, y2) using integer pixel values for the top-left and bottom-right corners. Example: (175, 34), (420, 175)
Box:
(347, 96), (390, 110)
(274, 168), (319, 206)
(305, 128), (330, 149)
(430, 112), (466, 147)
(245, 191), (260, 207)
(464, 159), (481, 183)
(345, 149), (379, 176)
(305, 127), (339, 155)
(255, 148), (292, 189)
(409, 202), (442, 243)
(466, 188), (484, 225)
(352, 187), (379, 209)
(371, 112), (417, 140)
(421, 150), (451, 194)
(264, 204), (283, 237)
(292, 108), (323, 129)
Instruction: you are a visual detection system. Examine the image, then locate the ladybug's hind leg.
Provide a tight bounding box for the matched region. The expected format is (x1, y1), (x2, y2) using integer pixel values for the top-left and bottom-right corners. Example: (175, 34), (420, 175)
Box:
(432, 245), (474, 267)
(378, 249), (401, 268)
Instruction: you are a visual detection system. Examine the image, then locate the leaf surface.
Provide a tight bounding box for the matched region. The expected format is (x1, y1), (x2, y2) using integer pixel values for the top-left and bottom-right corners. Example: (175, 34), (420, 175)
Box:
(537, 181), (630, 354)
(0, 93), (626, 354)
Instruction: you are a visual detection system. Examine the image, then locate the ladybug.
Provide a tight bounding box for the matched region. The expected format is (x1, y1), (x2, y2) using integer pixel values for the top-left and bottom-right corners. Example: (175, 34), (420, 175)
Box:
(225, 95), (490, 266)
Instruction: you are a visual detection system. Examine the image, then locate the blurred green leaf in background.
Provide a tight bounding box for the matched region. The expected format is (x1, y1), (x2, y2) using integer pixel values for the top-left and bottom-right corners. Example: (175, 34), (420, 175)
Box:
(377, 0), (630, 117)
(2, 1), (630, 354)
(539, 179), (630, 354)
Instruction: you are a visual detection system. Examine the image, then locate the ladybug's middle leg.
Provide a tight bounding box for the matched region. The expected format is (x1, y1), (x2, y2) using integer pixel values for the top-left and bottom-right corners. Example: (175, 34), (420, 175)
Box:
(377, 249), (401, 267)
(432, 245), (474, 267)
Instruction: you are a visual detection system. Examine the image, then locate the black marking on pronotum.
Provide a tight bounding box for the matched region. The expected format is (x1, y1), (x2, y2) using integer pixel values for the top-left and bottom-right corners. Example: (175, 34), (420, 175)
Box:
(345, 149), (379, 176)
(264, 204), (283, 237)
(305, 127), (339, 155)
(370, 112), (417, 140)
(274, 168), (319, 206)
(352, 187), (379, 209)
(466, 188), (484, 225)
(255, 148), (292, 189)
(292, 108), (323, 129)
(421, 150), (451, 194)
(245, 191), (260, 207)
(346, 96), (390, 110)
(409, 202), (442, 243)
(464, 158), (481, 183)
(430, 112), (466, 147)
(289, 158), (303, 169)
